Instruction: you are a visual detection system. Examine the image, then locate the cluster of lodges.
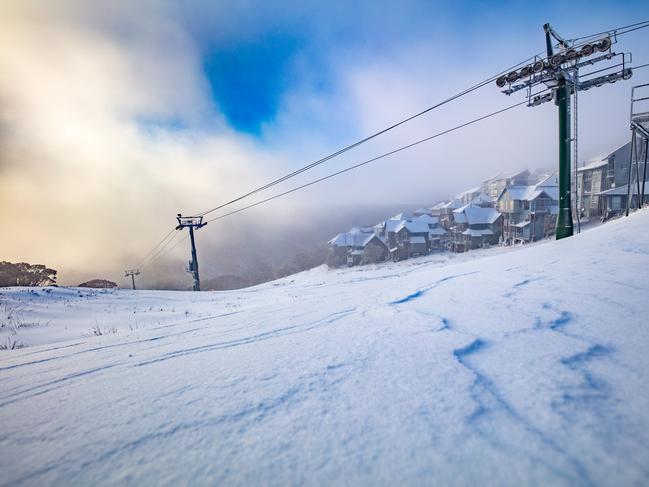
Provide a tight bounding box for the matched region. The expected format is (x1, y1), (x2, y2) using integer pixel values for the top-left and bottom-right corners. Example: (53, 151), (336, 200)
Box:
(577, 140), (648, 220)
(328, 169), (561, 267)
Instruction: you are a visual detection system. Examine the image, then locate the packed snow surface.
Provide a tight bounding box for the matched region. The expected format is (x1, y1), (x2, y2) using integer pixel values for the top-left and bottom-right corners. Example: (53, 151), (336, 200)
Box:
(1, 211), (649, 486)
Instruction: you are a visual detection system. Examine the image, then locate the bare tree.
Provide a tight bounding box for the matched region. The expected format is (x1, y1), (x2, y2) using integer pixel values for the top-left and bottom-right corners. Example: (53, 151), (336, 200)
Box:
(0, 261), (57, 287)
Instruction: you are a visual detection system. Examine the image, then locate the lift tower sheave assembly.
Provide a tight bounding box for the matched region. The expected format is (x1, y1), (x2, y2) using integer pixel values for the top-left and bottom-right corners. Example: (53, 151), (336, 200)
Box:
(496, 23), (634, 240)
(176, 214), (207, 292)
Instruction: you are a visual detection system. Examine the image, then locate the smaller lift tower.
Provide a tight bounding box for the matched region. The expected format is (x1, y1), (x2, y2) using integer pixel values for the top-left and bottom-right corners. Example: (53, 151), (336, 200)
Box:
(175, 215), (207, 291)
(124, 269), (140, 290)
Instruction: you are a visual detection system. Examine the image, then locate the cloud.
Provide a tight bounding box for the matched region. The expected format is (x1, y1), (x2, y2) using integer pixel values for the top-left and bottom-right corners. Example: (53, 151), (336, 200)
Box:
(0, 1), (286, 284)
(1, 0), (647, 286)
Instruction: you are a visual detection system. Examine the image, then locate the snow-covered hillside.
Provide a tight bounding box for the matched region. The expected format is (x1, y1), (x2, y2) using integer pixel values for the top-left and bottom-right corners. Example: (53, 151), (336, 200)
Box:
(1, 211), (649, 486)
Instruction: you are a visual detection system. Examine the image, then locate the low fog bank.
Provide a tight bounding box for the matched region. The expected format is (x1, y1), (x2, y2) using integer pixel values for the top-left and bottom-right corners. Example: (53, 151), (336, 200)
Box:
(133, 202), (441, 291)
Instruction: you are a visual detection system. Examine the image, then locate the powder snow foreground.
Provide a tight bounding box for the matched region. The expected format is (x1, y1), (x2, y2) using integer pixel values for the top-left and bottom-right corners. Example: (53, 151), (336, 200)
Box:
(1, 210), (649, 486)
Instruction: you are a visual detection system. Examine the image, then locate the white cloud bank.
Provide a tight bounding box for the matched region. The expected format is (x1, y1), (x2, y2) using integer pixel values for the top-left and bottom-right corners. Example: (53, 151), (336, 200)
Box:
(1, 1), (646, 285)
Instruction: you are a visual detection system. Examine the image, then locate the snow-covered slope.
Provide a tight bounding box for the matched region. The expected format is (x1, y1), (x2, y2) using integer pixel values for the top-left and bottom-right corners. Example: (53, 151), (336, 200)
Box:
(1, 211), (649, 486)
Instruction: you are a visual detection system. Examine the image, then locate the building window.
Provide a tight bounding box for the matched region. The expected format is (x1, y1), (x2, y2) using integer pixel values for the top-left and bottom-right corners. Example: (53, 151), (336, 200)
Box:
(583, 173), (592, 191)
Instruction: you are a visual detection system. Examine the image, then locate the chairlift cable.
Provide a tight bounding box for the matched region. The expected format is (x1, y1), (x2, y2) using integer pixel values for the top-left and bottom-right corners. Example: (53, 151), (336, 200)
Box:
(193, 55), (552, 218)
(204, 95), (545, 225)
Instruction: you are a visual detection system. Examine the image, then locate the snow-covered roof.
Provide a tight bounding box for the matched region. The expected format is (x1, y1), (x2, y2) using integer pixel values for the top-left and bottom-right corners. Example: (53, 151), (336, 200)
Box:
(453, 212), (467, 224)
(465, 206), (501, 225)
(538, 187), (559, 201)
(514, 221), (531, 228)
(597, 186), (627, 196)
(430, 201), (447, 210)
(469, 192), (494, 206)
(376, 219), (406, 232)
(483, 172), (504, 183)
(501, 185), (537, 201)
(577, 160), (608, 172)
(414, 214), (439, 225)
(384, 219), (404, 232)
(329, 230), (378, 248)
(328, 233), (348, 246)
(455, 186), (481, 199)
(535, 173), (558, 188)
(488, 169), (531, 184)
(462, 228), (494, 237)
(529, 170), (553, 184)
(441, 199), (463, 210)
(454, 205), (501, 225)
(410, 236), (427, 244)
(328, 232), (354, 247)
(500, 183), (559, 202)
(362, 234), (381, 247)
(428, 227), (447, 236)
(525, 188), (550, 201)
(390, 212), (412, 221)
(503, 169), (531, 180)
(604, 141), (631, 160)
(597, 179), (649, 196)
(395, 220), (430, 234)
(413, 208), (431, 215)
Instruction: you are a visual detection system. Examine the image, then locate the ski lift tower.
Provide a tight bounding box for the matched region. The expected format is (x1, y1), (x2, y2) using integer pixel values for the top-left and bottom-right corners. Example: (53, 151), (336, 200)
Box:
(175, 214), (206, 291)
(124, 269), (140, 290)
(626, 83), (649, 214)
(496, 23), (634, 240)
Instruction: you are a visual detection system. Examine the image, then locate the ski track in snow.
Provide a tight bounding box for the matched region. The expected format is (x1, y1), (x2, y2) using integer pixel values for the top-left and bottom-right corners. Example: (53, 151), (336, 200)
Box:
(389, 271), (480, 304)
(134, 308), (357, 367)
(1, 210), (649, 485)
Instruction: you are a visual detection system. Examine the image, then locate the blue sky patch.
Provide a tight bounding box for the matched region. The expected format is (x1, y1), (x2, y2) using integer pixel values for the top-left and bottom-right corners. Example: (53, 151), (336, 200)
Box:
(204, 34), (302, 134)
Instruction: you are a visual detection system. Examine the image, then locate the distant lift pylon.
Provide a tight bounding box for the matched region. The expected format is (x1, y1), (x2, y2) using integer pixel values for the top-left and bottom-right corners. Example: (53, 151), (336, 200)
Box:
(176, 214), (207, 291)
(124, 269), (140, 290)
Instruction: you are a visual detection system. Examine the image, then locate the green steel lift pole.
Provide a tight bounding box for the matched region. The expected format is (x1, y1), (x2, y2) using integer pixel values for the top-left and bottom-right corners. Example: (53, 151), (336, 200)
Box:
(555, 81), (574, 239)
(544, 23), (574, 240)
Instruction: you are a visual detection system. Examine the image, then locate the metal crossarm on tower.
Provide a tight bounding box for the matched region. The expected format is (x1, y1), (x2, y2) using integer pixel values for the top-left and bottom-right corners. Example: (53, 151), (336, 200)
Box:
(175, 214), (207, 291)
(495, 23), (635, 240)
